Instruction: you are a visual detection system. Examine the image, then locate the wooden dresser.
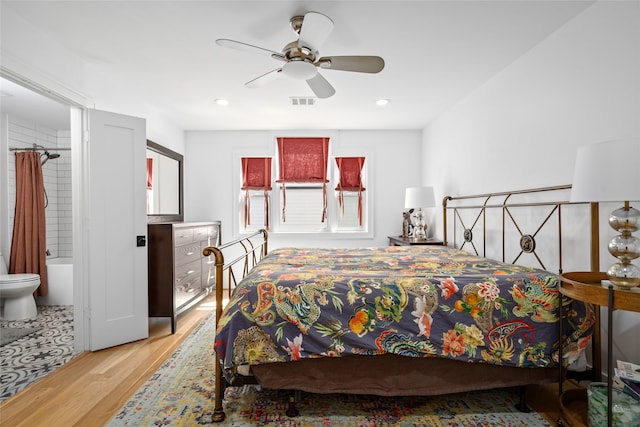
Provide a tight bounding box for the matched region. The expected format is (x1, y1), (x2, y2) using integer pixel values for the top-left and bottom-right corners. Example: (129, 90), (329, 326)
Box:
(147, 221), (221, 333)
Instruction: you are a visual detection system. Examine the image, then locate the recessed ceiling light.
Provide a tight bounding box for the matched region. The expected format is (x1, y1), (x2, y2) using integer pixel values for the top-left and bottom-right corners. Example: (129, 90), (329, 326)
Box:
(376, 99), (390, 106)
(214, 98), (229, 106)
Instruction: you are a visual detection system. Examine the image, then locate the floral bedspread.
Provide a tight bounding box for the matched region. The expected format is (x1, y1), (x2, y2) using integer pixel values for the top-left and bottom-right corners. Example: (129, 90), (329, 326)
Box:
(215, 246), (594, 382)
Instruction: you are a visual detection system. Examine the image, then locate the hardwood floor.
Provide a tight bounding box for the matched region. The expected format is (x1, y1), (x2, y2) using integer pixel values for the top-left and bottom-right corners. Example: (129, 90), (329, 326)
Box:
(0, 292), (579, 426)
(0, 295), (217, 427)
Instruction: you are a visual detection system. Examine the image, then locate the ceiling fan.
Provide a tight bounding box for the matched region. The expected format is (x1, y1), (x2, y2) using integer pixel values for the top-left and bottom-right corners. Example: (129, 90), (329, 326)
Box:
(216, 11), (385, 99)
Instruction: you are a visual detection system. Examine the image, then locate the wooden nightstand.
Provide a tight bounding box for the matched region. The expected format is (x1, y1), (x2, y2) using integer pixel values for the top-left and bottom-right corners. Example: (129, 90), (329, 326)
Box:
(558, 272), (640, 427)
(388, 236), (444, 246)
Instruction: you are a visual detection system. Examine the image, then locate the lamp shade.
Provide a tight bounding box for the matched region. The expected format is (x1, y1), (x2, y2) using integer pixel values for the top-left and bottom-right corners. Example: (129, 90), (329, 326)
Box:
(405, 186), (436, 209)
(570, 138), (640, 203)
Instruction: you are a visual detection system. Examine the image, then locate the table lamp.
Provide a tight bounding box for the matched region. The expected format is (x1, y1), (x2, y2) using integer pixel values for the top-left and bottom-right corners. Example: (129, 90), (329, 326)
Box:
(405, 186), (435, 240)
(570, 138), (640, 289)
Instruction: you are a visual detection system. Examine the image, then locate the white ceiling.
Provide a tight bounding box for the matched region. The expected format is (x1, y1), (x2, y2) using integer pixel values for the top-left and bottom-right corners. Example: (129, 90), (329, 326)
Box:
(1, 1), (595, 131)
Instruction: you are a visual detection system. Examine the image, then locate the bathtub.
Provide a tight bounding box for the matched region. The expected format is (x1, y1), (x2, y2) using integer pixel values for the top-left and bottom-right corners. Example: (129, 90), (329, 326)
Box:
(38, 257), (73, 306)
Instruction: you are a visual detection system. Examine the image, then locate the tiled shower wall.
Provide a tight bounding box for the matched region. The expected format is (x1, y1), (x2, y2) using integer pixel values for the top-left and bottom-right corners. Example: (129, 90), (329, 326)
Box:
(7, 116), (72, 259)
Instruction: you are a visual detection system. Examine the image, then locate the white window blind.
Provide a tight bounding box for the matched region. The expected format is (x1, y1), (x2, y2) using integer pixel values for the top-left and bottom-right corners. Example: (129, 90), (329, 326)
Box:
(242, 190), (269, 232)
(336, 192), (365, 229)
(276, 185), (328, 232)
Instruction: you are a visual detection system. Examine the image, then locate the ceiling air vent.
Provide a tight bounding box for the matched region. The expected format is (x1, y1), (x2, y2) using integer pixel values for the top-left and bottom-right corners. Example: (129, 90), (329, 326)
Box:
(290, 97), (316, 106)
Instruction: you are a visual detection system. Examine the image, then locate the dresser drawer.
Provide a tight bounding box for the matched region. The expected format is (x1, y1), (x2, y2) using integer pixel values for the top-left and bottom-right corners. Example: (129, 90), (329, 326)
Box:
(202, 257), (216, 287)
(174, 228), (195, 246)
(196, 225), (220, 247)
(174, 242), (201, 266)
(174, 259), (202, 308)
(207, 225), (220, 241)
(193, 227), (209, 242)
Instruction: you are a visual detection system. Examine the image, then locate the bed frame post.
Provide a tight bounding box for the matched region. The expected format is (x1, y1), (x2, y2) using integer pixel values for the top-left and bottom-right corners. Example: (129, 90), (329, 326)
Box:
(261, 228), (269, 257)
(589, 202), (602, 381)
(202, 229), (269, 423)
(516, 386), (531, 412)
(202, 245), (226, 422)
(442, 196), (451, 246)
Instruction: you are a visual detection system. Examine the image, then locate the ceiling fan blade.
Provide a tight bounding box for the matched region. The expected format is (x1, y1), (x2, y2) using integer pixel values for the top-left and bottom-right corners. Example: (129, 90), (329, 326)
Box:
(306, 72), (335, 99)
(316, 56), (385, 73)
(216, 39), (286, 61)
(245, 68), (282, 88)
(298, 12), (334, 52)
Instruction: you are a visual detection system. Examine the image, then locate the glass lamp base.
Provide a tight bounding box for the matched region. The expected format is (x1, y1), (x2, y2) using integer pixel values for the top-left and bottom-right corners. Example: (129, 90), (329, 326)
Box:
(607, 205), (640, 290)
(607, 263), (640, 290)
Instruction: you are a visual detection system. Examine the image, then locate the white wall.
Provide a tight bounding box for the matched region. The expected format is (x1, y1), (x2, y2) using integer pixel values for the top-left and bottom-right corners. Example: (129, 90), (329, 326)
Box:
(0, 5), (186, 152)
(0, 3), (186, 258)
(184, 129), (423, 248)
(423, 1), (640, 367)
(424, 1), (639, 202)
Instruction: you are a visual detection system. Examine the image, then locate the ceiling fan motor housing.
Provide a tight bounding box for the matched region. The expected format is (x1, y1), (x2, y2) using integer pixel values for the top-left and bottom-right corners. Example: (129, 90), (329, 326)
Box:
(283, 41), (316, 62)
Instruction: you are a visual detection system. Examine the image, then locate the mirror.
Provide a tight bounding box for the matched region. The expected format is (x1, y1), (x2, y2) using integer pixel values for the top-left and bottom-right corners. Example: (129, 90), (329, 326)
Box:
(147, 140), (183, 223)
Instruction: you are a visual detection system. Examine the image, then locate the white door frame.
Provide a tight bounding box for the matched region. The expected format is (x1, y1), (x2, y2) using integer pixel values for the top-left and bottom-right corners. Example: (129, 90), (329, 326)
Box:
(71, 106), (88, 351)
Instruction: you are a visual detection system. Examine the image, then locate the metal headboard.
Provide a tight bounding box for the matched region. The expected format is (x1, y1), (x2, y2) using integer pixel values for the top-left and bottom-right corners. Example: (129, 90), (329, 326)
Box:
(442, 185), (600, 274)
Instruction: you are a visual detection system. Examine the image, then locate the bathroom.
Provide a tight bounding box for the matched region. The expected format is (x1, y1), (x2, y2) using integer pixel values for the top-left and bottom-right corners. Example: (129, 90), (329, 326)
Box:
(0, 77), (75, 400)
(2, 77), (73, 309)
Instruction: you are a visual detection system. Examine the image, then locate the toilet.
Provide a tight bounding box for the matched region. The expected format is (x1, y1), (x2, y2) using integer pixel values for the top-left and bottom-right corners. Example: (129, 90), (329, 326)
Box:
(0, 253), (40, 320)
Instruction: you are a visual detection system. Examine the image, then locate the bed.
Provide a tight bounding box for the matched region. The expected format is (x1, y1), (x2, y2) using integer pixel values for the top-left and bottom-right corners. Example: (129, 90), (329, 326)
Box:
(203, 185), (597, 422)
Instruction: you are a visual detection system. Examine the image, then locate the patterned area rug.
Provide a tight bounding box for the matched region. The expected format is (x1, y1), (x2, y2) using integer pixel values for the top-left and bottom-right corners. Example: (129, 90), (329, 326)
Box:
(0, 305), (77, 401)
(109, 311), (552, 426)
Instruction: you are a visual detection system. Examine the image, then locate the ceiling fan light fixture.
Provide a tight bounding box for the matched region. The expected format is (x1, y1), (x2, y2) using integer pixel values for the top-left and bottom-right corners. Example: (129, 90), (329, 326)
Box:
(282, 60), (318, 80)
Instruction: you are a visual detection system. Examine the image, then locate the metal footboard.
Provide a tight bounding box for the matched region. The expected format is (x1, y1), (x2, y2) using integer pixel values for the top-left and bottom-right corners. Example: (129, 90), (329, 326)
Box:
(202, 229), (269, 422)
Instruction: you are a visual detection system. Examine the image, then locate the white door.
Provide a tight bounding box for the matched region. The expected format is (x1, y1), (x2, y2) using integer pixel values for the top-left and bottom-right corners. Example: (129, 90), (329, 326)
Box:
(87, 109), (148, 350)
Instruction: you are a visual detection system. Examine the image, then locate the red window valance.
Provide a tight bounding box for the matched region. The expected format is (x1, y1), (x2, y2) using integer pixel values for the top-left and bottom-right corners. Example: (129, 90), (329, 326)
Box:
(241, 157), (272, 191)
(276, 137), (330, 183)
(146, 158), (153, 214)
(335, 157), (365, 191)
(146, 158), (153, 189)
(276, 137), (330, 222)
(241, 157), (272, 229)
(335, 157), (366, 225)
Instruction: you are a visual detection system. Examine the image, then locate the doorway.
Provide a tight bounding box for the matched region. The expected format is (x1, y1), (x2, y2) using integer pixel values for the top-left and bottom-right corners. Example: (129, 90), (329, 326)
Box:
(0, 75), (78, 400)
(2, 71), (150, 355)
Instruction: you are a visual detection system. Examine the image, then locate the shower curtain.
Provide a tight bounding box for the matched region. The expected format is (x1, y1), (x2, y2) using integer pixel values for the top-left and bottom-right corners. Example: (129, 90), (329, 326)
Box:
(9, 151), (48, 296)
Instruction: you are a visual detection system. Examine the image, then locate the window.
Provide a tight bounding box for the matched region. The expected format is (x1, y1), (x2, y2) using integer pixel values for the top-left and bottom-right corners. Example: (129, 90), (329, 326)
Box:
(241, 157), (272, 231)
(335, 157), (366, 226)
(237, 137), (371, 236)
(276, 137), (330, 227)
